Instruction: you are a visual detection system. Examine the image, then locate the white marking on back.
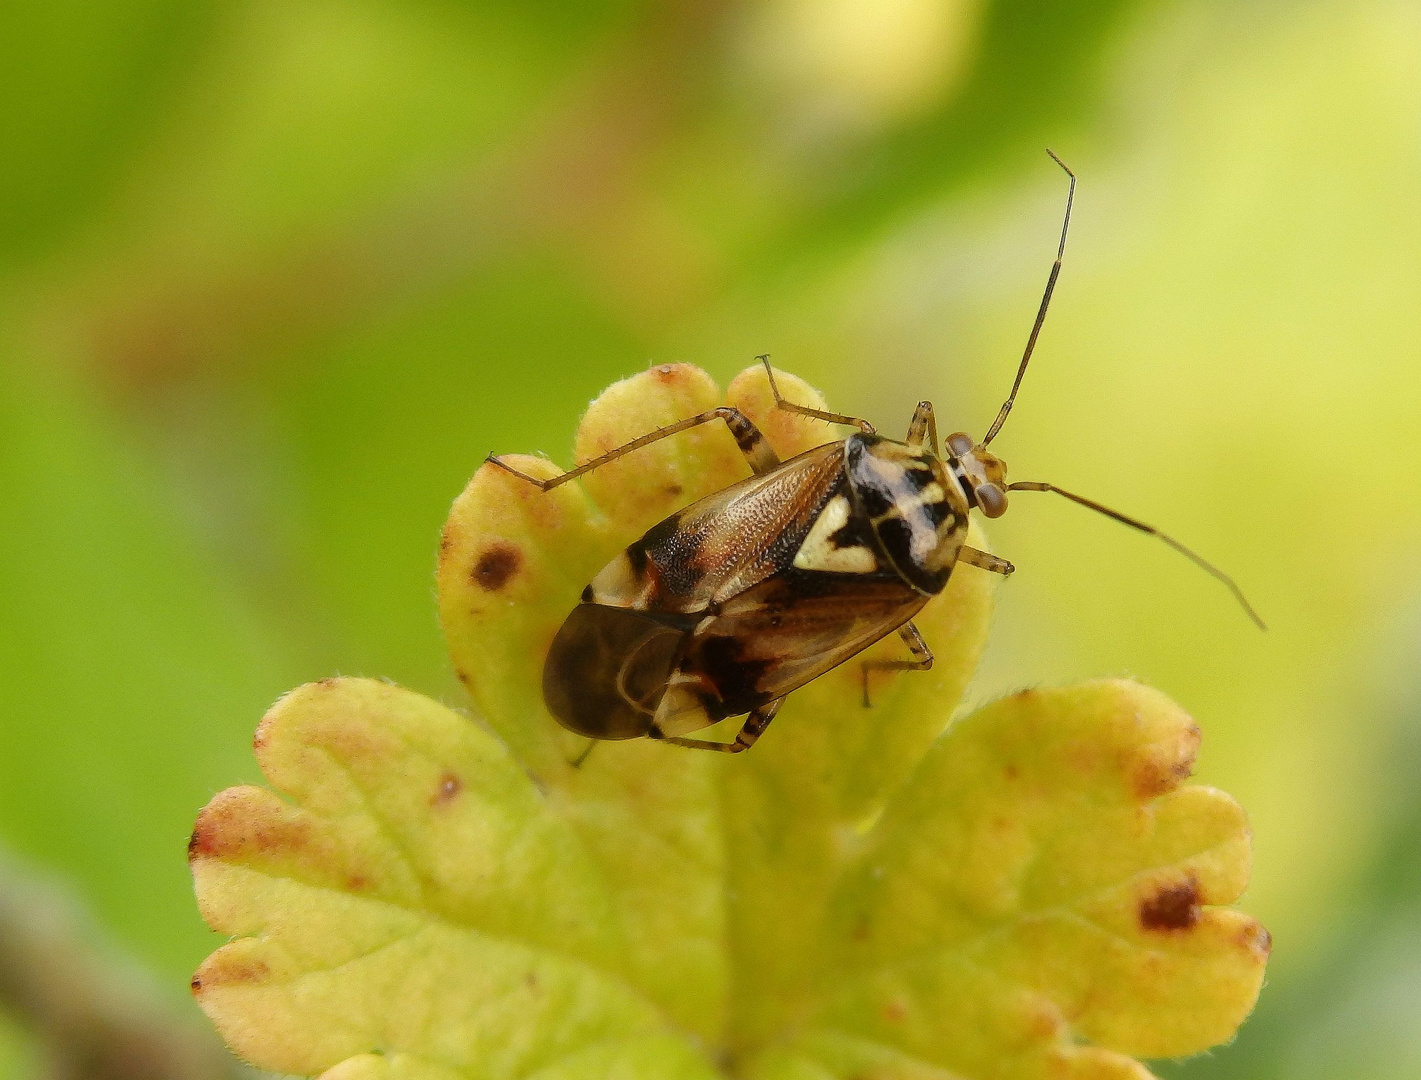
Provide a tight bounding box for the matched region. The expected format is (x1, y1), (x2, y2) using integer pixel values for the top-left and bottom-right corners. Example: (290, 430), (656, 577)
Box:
(794, 495), (878, 574)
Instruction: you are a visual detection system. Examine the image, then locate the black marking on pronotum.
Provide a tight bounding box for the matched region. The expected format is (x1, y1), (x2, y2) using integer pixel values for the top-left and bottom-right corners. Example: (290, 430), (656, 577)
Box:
(901, 465), (936, 495)
(922, 497), (954, 531)
(949, 459), (979, 509)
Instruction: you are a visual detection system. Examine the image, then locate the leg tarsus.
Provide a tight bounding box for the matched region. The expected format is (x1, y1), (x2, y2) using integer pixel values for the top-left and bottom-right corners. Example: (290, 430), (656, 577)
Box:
(486, 453), (558, 490)
(758, 356), (875, 435)
(860, 622), (934, 707)
(959, 546), (1014, 576)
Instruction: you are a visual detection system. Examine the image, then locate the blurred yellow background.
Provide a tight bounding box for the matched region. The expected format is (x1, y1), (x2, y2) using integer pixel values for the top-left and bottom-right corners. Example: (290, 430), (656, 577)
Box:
(1, 0), (1419, 1076)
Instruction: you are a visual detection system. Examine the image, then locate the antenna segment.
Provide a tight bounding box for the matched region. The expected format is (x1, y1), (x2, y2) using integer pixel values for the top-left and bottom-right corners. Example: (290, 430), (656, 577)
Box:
(1007, 480), (1267, 630)
(982, 150), (1076, 447)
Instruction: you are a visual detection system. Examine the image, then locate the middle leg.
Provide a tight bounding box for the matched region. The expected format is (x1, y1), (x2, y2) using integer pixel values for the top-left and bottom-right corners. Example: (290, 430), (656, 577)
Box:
(861, 621), (934, 707)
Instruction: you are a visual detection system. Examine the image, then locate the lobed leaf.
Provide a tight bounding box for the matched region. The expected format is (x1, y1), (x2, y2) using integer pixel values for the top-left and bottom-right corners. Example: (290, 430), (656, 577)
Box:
(191, 678), (718, 1078)
(754, 680), (1269, 1079)
(193, 363), (1267, 1079)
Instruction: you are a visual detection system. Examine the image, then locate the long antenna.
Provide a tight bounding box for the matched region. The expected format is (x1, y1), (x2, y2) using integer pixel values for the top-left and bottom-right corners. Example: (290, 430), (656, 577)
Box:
(1007, 481), (1266, 630)
(982, 150), (1076, 446)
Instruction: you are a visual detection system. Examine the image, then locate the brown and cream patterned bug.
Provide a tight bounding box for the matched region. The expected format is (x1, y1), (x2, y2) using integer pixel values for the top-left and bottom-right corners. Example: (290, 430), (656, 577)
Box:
(489, 152), (1263, 755)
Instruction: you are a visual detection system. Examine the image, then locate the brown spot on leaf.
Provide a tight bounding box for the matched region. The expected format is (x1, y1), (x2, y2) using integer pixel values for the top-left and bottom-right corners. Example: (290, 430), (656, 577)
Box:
(1140, 876), (1200, 932)
(1132, 762), (1185, 800)
(432, 772), (462, 806)
(186, 820), (220, 862)
(1239, 920), (1272, 956)
(1131, 722), (1201, 800)
(1004, 764), (1020, 781)
(188, 792), (311, 862)
(317, 720), (386, 766)
(455, 667), (471, 685)
(664, 483), (683, 498)
(208, 956), (270, 985)
(473, 544), (521, 590)
(346, 874), (371, 892)
(1025, 997), (1065, 1039)
(881, 997), (909, 1024)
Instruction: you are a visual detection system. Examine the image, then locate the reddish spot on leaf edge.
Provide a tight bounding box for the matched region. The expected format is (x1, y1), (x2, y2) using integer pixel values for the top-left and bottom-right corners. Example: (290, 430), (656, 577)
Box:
(1139, 876), (1200, 932)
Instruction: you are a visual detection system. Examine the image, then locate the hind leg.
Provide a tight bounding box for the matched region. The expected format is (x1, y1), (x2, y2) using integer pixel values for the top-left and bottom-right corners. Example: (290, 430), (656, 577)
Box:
(654, 699), (783, 754)
(860, 622), (933, 707)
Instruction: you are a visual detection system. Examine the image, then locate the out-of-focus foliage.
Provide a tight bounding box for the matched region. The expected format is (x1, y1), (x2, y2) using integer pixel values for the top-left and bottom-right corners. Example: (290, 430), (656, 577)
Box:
(0, 855), (240, 1079)
(0, 0), (1418, 1074)
(1156, 653), (1421, 1076)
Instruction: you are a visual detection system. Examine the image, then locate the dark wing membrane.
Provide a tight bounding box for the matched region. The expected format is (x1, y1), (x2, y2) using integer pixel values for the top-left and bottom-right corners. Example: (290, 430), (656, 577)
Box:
(591, 442), (846, 615)
(543, 603), (694, 740)
(656, 570), (928, 729)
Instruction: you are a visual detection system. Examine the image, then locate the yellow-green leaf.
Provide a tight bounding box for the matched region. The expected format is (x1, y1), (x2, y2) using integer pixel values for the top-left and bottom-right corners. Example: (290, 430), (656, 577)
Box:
(192, 363), (1266, 1079)
(751, 680), (1268, 1079)
(191, 678), (719, 1079)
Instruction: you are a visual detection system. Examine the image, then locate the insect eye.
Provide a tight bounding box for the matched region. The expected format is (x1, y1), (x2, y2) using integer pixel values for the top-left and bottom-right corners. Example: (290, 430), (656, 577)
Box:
(947, 432), (975, 456)
(977, 483), (1008, 518)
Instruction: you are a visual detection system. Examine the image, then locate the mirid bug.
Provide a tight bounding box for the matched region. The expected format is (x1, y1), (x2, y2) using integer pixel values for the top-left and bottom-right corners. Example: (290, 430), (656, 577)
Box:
(489, 152), (1263, 754)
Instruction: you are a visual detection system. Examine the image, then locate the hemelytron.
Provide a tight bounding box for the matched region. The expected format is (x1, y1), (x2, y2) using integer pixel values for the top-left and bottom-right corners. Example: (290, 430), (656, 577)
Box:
(488, 151), (1264, 755)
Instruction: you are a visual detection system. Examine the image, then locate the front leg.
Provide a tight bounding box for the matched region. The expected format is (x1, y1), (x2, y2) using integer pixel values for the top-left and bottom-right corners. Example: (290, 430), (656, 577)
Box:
(905, 400), (940, 455)
(861, 621), (933, 707)
(959, 546), (1014, 576)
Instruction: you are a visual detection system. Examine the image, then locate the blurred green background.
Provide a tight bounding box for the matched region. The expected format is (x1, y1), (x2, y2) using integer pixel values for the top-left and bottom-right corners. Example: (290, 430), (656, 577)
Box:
(1, 0), (1419, 1075)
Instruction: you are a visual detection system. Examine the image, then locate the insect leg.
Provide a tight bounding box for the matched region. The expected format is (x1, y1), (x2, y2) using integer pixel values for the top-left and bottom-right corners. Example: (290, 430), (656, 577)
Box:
(758, 356), (876, 435)
(654, 699), (783, 754)
(487, 405), (781, 491)
(905, 400), (940, 455)
(860, 621), (934, 707)
(958, 546), (1015, 576)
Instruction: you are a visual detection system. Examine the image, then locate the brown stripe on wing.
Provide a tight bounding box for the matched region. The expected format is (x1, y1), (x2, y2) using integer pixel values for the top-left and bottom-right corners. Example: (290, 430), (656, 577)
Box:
(588, 441), (847, 615)
(671, 569), (928, 720)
